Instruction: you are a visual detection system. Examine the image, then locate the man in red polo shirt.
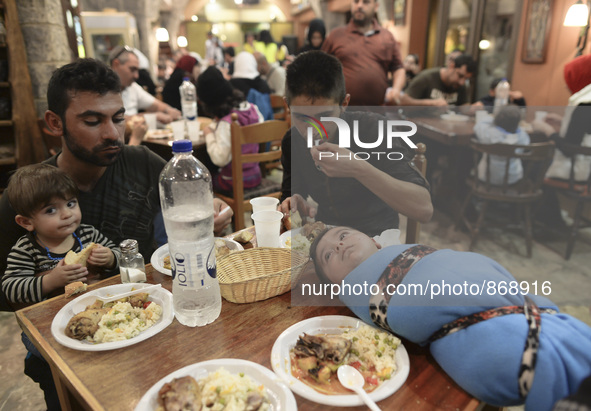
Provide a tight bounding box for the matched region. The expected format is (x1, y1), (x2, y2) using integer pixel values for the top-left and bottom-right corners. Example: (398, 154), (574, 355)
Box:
(322, 0), (405, 106)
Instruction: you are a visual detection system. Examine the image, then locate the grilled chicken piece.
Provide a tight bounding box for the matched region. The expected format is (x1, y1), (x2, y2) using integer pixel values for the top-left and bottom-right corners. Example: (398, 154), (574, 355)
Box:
(157, 376), (202, 411)
(127, 292), (149, 308)
(245, 392), (265, 411)
(301, 221), (327, 242)
(294, 333), (352, 363)
(64, 308), (108, 340)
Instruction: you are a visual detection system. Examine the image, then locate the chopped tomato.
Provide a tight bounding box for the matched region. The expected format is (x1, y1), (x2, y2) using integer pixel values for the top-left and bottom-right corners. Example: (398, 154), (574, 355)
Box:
(143, 301), (152, 309)
(349, 361), (362, 370)
(365, 376), (379, 386)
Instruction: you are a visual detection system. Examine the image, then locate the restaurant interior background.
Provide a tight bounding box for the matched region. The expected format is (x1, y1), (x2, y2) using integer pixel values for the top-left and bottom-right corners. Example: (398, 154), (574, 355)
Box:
(0, 0), (590, 409)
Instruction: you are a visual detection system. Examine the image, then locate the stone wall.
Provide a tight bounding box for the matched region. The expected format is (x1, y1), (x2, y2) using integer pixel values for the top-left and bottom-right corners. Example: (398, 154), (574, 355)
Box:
(16, 0), (71, 117)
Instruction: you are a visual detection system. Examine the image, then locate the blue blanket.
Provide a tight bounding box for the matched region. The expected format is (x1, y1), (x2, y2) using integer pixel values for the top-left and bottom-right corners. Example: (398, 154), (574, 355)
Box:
(339, 245), (591, 410)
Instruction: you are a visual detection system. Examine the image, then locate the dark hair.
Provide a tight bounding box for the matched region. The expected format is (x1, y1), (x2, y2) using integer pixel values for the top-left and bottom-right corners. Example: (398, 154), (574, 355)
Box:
(408, 54), (419, 65)
(5, 164), (79, 217)
(258, 30), (274, 45)
(308, 227), (335, 285)
(285, 51), (347, 105)
(452, 54), (477, 74)
(204, 89), (245, 119)
(224, 46), (235, 58)
(47, 58), (121, 120)
(494, 104), (522, 133)
(489, 77), (509, 91)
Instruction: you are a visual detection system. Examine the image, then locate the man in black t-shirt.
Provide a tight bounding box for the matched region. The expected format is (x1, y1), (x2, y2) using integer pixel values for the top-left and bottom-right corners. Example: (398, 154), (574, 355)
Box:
(401, 54), (477, 107)
(278, 51), (433, 236)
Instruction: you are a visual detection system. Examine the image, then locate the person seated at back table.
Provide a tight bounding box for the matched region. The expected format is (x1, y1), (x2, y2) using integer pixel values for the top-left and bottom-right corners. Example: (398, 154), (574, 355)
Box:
(472, 78), (527, 113)
(197, 66), (265, 192)
(309, 226), (591, 411)
(109, 45), (182, 124)
(0, 59), (233, 312)
(400, 54), (477, 107)
(162, 55), (200, 112)
(230, 51), (271, 97)
(474, 104), (531, 185)
(278, 51), (433, 236)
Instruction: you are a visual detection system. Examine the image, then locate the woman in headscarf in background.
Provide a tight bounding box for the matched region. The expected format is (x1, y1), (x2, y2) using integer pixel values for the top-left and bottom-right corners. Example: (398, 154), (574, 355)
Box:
(230, 51), (271, 97)
(162, 55), (200, 111)
(297, 19), (326, 54)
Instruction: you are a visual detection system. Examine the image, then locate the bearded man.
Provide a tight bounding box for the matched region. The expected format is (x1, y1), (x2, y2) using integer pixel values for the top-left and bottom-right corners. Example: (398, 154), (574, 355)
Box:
(321, 0), (406, 106)
(0, 59), (232, 310)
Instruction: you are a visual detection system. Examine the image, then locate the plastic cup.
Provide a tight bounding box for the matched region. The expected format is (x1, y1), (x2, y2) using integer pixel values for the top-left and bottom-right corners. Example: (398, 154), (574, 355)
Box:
(250, 197), (279, 215)
(186, 120), (201, 141)
(535, 111), (548, 122)
(143, 113), (157, 131)
(171, 120), (186, 140)
(251, 210), (282, 248)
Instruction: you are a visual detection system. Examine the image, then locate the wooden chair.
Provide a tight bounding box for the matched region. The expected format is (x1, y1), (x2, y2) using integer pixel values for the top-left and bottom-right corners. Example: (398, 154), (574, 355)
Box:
(260, 94), (289, 177)
(215, 113), (290, 230)
(458, 140), (555, 257)
(405, 143), (427, 244)
(543, 142), (591, 259)
(269, 94), (288, 123)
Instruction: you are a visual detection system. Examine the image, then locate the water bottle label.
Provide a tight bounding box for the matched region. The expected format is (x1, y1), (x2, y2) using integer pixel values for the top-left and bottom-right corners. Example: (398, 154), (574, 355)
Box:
(171, 247), (214, 288)
(206, 244), (217, 279)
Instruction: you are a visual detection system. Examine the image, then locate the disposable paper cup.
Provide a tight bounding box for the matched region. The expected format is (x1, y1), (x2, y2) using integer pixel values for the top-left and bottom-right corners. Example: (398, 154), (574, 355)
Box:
(535, 111), (548, 122)
(250, 197), (279, 214)
(186, 120), (201, 141)
(144, 113), (157, 131)
(171, 120), (186, 141)
(251, 210), (282, 248)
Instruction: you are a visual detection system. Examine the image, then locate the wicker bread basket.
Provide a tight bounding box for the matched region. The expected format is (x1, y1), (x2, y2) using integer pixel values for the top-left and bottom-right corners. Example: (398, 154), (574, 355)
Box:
(216, 247), (309, 303)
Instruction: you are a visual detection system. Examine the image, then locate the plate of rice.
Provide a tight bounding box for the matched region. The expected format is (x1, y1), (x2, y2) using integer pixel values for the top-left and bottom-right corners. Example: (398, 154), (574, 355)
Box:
(279, 228), (312, 254)
(134, 359), (297, 411)
(51, 283), (173, 351)
(270, 315), (409, 407)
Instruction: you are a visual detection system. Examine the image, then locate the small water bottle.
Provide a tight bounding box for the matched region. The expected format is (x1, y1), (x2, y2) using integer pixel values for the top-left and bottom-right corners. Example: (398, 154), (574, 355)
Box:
(119, 239), (147, 283)
(159, 140), (221, 327)
(494, 78), (510, 113)
(179, 77), (197, 121)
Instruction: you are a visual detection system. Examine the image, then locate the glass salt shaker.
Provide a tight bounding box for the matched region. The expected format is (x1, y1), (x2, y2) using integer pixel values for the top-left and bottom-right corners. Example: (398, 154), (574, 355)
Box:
(119, 239), (147, 283)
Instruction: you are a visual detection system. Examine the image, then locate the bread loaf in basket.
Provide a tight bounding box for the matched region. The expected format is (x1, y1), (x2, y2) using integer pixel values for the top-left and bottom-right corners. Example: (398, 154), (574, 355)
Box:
(216, 247), (309, 303)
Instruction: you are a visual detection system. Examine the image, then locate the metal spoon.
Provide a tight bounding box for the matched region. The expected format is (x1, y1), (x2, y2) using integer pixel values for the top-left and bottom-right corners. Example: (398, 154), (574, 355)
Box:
(337, 365), (381, 411)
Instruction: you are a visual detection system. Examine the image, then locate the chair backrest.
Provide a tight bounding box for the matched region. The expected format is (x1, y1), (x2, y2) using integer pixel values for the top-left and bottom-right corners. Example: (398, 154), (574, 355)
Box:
(270, 94), (286, 120)
(405, 143), (427, 244)
(549, 142), (591, 193)
(221, 113), (289, 229)
(470, 140), (555, 198)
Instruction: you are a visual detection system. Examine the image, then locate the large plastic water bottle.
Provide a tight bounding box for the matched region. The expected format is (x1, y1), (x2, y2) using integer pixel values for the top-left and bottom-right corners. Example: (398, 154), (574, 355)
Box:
(494, 78), (510, 112)
(179, 77), (197, 121)
(159, 140), (221, 327)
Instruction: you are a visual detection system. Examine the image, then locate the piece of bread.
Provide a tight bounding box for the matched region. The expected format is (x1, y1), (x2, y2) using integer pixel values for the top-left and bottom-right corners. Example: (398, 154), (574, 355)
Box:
(233, 230), (254, 244)
(283, 210), (302, 231)
(64, 243), (97, 266)
(65, 281), (88, 298)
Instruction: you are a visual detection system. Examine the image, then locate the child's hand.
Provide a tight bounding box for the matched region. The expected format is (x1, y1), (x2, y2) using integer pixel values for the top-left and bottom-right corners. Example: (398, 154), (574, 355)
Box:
(87, 245), (116, 269)
(43, 260), (88, 295)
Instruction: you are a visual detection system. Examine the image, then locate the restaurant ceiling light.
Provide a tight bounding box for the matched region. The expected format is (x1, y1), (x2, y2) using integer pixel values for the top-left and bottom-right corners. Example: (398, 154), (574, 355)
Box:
(479, 39), (491, 50)
(177, 36), (188, 48)
(191, 15), (198, 22)
(234, 0), (243, 4)
(156, 27), (170, 42)
(564, 0), (589, 27)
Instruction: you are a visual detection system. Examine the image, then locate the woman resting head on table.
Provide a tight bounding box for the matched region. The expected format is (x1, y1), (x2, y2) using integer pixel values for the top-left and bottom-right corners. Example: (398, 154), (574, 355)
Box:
(309, 226), (591, 410)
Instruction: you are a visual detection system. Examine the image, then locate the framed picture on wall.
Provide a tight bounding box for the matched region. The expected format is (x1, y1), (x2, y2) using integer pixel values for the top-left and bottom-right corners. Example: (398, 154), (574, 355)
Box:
(394, 0), (406, 26)
(522, 0), (553, 63)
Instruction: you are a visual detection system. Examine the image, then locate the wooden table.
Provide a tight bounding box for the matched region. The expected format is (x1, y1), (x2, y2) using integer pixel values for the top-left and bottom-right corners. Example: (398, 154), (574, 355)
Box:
(16, 267), (479, 411)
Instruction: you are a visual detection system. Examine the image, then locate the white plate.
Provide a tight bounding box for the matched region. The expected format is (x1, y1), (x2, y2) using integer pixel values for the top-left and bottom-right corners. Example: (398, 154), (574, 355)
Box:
(134, 359), (297, 411)
(440, 113), (470, 122)
(271, 315), (410, 407)
(279, 228), (303, 249)
(150, 239), (244, 276)
(146, 129), (173, 139)
(51, 283), (174, 352)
